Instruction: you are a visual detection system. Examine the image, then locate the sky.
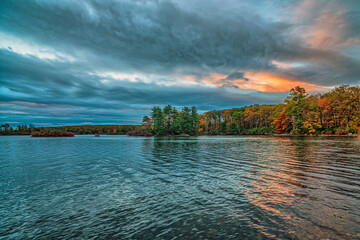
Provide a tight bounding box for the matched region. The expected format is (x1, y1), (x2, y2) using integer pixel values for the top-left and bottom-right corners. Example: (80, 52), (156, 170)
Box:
(1, 0), (360, 126)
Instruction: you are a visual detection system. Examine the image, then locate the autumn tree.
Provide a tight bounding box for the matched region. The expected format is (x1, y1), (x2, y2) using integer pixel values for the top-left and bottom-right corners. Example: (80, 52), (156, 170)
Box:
(275, 110), (288, 133)
(285, 86), (308, 134)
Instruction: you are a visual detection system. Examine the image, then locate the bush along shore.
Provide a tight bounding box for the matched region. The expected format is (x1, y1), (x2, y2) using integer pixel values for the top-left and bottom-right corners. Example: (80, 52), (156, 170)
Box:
(130, 85), (360, 136)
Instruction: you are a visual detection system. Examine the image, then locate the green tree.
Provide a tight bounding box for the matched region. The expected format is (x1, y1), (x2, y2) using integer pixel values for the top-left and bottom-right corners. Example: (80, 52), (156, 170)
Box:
(163, 105), (173, 134)
(191, 106), (200, 135)
(232, 110), (244, 133)
(151, 106), (164, 135)
(180, 107), (192, 134)
(171, 107), (182, 134)
(219, 121), (227, 134)
(229, 122), (238, 134)
(285, 86), (308, 134)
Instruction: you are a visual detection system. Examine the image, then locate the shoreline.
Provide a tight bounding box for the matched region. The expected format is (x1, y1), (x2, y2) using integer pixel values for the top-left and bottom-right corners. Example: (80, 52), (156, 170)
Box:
(1, 134), (358, 137)
(130, 133), (359, 137)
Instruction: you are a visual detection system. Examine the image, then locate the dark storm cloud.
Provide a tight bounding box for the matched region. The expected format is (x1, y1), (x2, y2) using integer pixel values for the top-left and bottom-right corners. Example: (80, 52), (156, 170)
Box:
(1, 0), (359, 76)
(0, 0), (359, 125)
(226, 72), (250, 81)
(216, 72), (250, 89)
(0, 49), (287, 125)
(0, 0), (288, 73)
(0, 49), (277, 106)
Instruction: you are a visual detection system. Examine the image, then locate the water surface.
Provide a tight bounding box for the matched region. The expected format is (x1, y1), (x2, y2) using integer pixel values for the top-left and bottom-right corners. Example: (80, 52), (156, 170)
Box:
(1, 135), (359, 239)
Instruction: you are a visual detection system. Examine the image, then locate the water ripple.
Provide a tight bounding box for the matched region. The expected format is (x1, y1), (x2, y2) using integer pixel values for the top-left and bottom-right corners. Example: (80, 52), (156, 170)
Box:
(0, 135), (359, 239)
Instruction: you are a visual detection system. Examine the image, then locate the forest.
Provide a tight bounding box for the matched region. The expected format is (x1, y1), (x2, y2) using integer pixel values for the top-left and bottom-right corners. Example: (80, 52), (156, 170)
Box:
(1, 85), (359, 136)
(0, 124), (136, 136)
(134, 85), (360, 136)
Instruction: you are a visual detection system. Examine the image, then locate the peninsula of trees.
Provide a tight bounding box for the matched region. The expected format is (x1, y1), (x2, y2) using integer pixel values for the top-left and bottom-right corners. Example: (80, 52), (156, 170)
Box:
(132, 85), (360, 136)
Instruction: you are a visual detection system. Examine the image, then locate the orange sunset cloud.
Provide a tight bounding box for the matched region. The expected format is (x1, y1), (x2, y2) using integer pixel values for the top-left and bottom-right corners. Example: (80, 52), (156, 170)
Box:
(202, 72), (327, 93)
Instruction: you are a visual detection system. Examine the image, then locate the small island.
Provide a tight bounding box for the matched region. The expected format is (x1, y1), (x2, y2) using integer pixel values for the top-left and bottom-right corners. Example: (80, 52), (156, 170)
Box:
(31, 131), (75, 137)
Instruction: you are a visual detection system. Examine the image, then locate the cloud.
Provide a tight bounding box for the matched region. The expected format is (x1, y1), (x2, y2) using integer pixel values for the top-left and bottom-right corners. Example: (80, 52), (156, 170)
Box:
(0, 0), (289, 73)
(0, 49), (287, 126)
(215, 72), (250, 89)
(0, 0), (359, 125)
(226, 72), (250, 81)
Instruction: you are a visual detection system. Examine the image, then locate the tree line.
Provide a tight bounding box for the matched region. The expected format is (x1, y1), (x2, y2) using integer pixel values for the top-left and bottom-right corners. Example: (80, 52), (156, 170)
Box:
(0, 124), (136, 135)
(199, 85), (359, 135)
(136, 85), (360, 136)
(2, 85), (359, 136)
(0, 124), (36, 135)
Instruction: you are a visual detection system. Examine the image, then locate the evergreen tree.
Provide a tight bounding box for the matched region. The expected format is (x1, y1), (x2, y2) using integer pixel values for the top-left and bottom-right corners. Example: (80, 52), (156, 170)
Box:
(163, 105), (173, 134)
(171, 107), (182, 134)
(191, 106), (200, 135)
(219, 121), (227, 134)
(151, 106), (164, 135)
(180, 107), (192, 134)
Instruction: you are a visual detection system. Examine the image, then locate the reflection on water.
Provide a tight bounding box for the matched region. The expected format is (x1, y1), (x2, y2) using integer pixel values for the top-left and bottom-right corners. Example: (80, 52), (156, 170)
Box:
(0, 135), (359, 239)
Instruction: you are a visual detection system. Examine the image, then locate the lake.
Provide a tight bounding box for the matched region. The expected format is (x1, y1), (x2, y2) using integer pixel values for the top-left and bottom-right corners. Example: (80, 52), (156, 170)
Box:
(0, 135), (359, 239)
